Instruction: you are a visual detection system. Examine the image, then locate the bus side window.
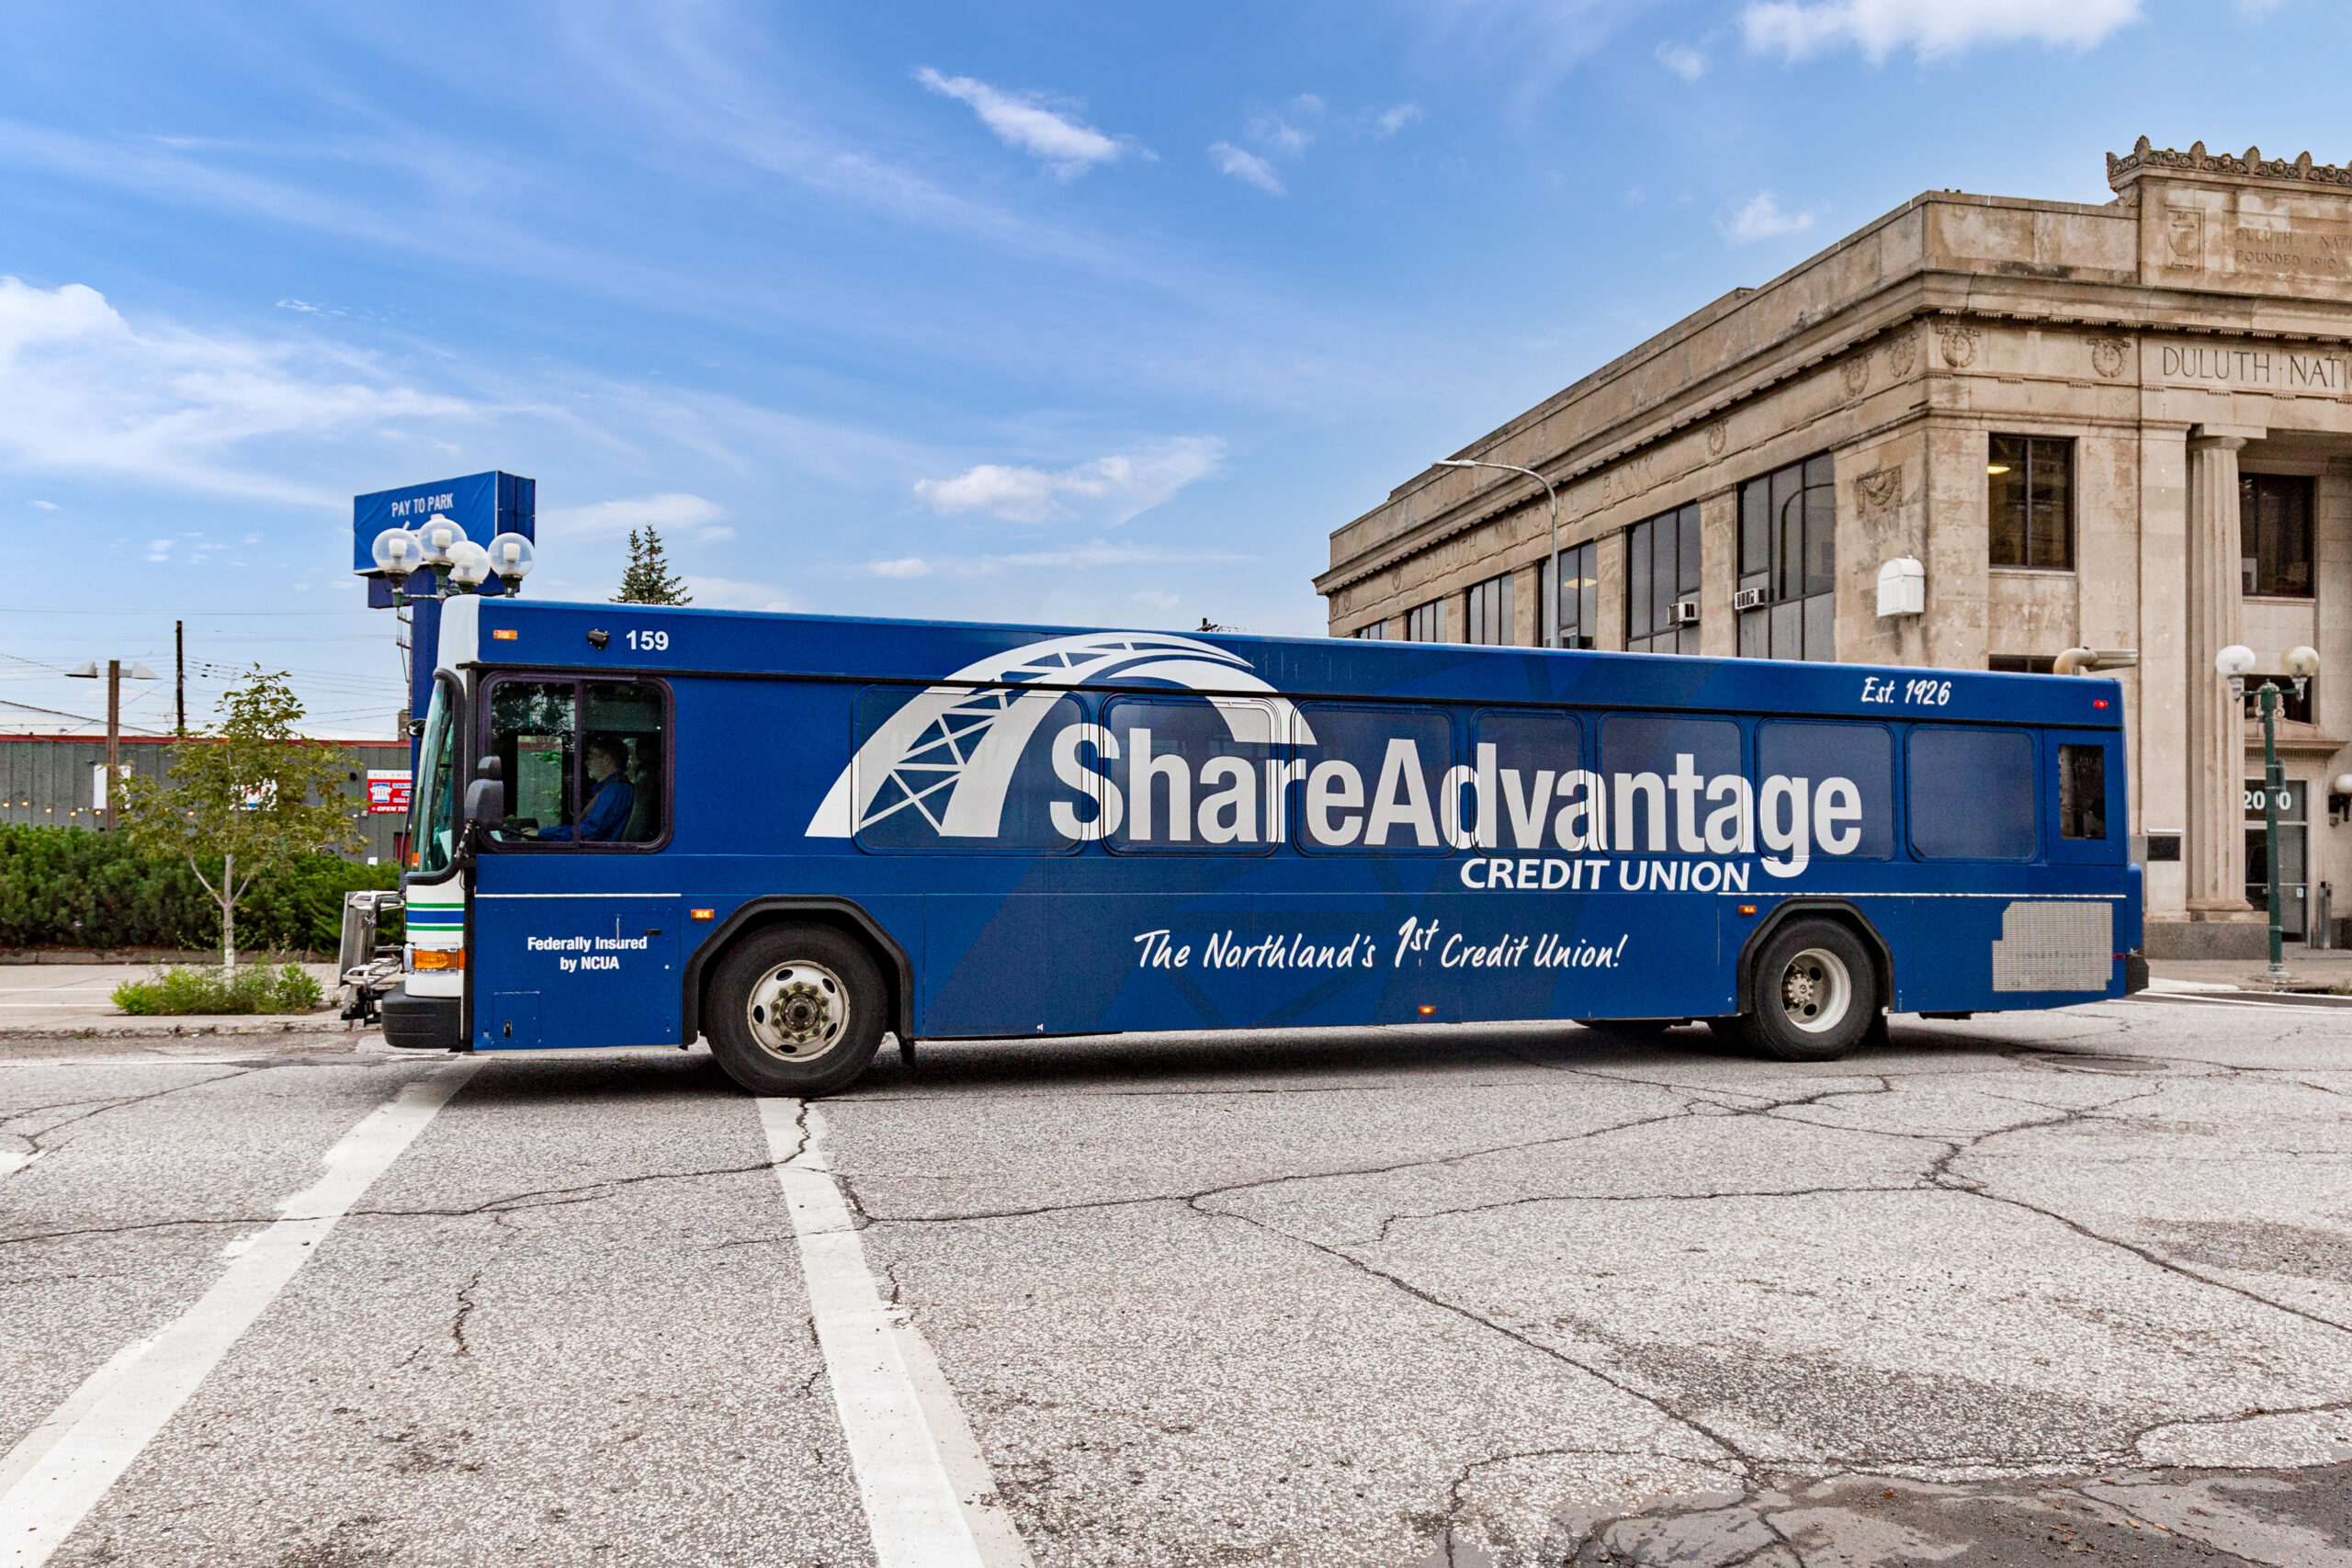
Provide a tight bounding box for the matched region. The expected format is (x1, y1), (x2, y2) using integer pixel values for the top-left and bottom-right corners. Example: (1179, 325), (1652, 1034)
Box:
(2058, 744), (2107, 840)
(1908, 728), (2036, 860)
(583, 681), (668, 845)
(486, 680), (577, 840)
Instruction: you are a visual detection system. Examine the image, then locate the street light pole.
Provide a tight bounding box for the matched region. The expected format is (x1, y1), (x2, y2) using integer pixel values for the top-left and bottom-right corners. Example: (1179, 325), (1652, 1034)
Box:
(2258, 681), (2285, 978)
(106, 659), (120, 834)
(1434, 458), (1563, 646)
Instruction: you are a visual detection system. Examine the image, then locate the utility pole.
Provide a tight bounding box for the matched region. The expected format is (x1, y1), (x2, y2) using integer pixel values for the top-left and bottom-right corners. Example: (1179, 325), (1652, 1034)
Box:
(105, 659), (121, 833)
(175, 621), (187, 736)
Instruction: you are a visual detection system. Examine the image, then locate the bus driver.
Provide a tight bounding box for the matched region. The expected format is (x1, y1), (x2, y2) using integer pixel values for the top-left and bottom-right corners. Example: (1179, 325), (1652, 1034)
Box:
(536, 736), (634, 842)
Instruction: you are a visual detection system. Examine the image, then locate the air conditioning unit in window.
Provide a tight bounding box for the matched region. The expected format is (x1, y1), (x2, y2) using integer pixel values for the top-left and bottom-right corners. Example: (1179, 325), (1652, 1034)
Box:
(1556, 634), (1595, 650)
(1733, 586), (1768, 612)
(1669, 598), (1702, 627)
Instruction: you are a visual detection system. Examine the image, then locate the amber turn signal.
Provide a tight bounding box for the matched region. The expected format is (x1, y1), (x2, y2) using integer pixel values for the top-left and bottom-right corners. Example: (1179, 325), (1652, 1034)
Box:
(690, 908), (715, 921)
(492, 628), (519, 641)
(1737, 905), (1758, 916)
(413, 949), (466, 971)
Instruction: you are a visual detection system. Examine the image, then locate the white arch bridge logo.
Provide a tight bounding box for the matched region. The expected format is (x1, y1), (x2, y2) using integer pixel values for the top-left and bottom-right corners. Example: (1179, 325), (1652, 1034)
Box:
(806, 632), (1317, 840)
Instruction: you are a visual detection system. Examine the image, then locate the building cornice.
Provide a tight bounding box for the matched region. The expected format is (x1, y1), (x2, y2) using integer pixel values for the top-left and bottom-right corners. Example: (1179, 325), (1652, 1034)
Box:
(2109, 136), (2352, 194)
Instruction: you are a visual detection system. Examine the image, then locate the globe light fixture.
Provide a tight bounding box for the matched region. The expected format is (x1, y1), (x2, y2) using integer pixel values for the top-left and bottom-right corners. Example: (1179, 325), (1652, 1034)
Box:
(2283, 645), (2321, 679)
(414, 516), (468, 566)
(371, 527), (424, 575)
(487, 532), (536, 581)
(2214, 644), (2257, 678)
(447, 540), (494, 588)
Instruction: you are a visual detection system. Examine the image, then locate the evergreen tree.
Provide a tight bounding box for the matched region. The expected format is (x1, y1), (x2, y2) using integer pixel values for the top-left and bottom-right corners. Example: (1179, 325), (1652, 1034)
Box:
(614, 526), (694, 604)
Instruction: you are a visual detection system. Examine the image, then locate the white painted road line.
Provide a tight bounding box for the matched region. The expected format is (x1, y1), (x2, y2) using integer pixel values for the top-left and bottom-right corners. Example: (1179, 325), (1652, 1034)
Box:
(759, 1099), (1031, 1568)
(0, 1059), (481, 1568)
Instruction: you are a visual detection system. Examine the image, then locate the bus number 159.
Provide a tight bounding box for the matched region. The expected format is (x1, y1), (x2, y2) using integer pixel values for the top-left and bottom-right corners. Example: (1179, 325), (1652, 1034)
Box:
(626, 630), (670, 652)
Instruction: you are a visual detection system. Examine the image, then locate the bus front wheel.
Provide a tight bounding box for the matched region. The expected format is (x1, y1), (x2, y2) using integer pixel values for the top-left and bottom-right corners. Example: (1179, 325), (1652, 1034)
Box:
(1736, 919), (1878, 1063)
(707, 925), (888, 1097)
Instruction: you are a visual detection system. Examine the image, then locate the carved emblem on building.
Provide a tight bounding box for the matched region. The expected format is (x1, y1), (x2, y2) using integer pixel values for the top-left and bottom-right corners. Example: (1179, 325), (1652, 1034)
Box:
(1840, 356), (1871, 398)
(2089, 338), (2129, 379)
(1934, 322), (1979, 368)
(2162, 205), (2204, 270)
(1882, 330), (1917, 379)
(1706, 422), (1727, 457)
(1855, 468), (1903, 516)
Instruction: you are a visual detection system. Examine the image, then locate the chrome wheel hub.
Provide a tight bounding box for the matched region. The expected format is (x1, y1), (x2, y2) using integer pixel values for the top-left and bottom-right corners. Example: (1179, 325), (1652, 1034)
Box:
(1778, 948), (1851, 1034)
(747, 961), (849, 1060)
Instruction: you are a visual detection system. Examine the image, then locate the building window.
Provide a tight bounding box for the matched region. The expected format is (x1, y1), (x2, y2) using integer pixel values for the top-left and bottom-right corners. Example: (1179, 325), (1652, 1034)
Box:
(1349, 620), (1390, 640)
(1405, 598), (1447, 643)
(1540, 542), (1600, 649)
(1626, 504), (1702, 655)
(1464, 572), (1514, 646)
(2241, 474), (2315, 597)
(1737, 455), (1835, 662)
(1988, 654), (2057, 674)
(1987, 435), (2075, 570)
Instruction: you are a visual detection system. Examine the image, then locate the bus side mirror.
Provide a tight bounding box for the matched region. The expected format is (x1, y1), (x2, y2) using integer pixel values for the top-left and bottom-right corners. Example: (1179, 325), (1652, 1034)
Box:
(465, 757), (506, 830)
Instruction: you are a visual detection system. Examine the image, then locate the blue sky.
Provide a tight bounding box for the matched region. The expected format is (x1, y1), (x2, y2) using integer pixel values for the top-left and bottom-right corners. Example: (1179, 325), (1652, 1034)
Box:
(0, 0), (2345, 737)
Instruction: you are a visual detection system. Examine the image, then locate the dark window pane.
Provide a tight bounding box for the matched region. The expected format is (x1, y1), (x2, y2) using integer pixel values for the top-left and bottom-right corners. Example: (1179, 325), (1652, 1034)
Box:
(1677, 506), (1702, 592)
(1804, 454), (1834, 491)
(1908, 728), (2037, 859)
(2058, 744), (2106, 840)
(1651, 518), (1675, 630)
(1988, 434), (2028, 566)
(1739, 611), (1764, 659)
(2029, 438), (2074, 570)
(581, 682), (666, 844)
(486, 680), (577, 840)
(1740, 479), (1767, 574)
(1770, 599), (1801, 660)
(2241, 475), (2314, 597)
(1577, 544), (1599, 638)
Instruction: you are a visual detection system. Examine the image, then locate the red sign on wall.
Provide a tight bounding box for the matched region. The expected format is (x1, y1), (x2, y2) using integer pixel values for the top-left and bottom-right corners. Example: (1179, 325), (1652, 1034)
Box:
(366, 771), (413, 815)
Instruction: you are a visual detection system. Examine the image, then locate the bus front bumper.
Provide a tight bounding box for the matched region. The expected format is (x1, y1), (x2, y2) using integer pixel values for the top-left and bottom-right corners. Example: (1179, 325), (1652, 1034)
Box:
(380, 982), (464, 1051)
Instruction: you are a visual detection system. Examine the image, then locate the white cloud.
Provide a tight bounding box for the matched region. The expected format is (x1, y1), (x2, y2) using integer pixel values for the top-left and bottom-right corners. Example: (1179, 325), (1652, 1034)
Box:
(1722, 191), (1816, 243)
(1133, 590), (1180, 611)
(914, 436), (1224, 525)
(28, 499), (56, 510)
(538, 491), (725, 541)
(682, 574), (795, 612)
(1250, 110), (1314, 158)
(868, 556), (932, 579)
(0, 276), (470, 503)
(1657, 40), (1708, 79)
(1742, 0), (2141, 62)
(915, 68), (1129, 177)
(1209, 142), (1284, 196)
(1375, 103), (1423, 137)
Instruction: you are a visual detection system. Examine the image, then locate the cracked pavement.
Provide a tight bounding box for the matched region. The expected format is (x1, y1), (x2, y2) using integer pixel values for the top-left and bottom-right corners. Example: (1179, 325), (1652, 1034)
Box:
(3, 994), (2348, 1565)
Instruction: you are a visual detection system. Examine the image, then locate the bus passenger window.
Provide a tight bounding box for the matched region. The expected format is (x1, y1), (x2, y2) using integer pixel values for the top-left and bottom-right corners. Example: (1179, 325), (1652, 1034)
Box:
(583, 682), (667, 844)
(2058, 745), (2106, 840)
(1908, 728), (2036, 860)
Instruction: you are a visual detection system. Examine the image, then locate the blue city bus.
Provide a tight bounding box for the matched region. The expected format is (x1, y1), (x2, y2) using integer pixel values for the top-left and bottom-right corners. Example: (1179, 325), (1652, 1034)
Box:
(382, 595), (2146, 1095)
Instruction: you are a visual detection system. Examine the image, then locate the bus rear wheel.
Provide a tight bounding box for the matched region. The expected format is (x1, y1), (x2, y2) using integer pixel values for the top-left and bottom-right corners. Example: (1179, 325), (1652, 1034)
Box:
(1736, 919), (1877, 1063)
(707, 925), (887, 1098)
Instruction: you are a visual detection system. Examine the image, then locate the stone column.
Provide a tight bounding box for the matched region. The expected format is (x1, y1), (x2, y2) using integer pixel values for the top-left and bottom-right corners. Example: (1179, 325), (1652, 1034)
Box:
(2185, 433), (2249, 919)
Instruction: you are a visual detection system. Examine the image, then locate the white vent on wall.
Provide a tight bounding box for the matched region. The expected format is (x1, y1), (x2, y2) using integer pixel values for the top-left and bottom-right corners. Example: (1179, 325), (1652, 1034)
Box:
(1669, 598), (1701, 627)
(1877, 557), (1926, 618)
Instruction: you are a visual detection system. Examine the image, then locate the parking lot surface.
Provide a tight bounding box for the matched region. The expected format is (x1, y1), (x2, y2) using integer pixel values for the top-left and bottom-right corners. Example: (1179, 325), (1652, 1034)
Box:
(4, 994), (2348, 1566)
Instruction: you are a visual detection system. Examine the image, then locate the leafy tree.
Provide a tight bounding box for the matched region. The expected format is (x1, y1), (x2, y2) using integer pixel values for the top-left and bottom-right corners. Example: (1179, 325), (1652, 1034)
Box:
(614, 526), (694, 604)
(115, 668), (361, 970)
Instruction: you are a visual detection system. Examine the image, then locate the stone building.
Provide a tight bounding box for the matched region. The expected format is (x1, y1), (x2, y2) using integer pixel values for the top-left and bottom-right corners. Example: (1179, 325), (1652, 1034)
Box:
(1316, 140), (2352, 957)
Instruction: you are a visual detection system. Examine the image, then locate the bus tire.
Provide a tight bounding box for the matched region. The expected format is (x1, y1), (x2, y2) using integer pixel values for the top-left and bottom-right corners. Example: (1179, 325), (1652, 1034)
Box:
(1739, 919), (1877, 1063)
(706, 925), (887, 1098)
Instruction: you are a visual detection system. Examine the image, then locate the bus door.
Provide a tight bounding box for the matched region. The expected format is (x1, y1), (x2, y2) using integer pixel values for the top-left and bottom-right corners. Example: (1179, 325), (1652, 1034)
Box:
(470, 675), (681, 1049)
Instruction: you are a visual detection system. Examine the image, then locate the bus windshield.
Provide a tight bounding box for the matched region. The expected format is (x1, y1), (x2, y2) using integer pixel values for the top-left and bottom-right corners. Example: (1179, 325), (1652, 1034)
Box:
(408, 681), (459, 874)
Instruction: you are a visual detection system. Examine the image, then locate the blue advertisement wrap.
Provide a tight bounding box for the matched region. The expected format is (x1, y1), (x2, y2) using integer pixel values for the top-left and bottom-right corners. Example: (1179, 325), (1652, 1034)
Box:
(407, 598), (2141, 1058)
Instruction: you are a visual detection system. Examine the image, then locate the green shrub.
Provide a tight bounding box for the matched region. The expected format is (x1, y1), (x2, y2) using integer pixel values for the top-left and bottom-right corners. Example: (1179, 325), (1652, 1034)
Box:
(0, 826), (398, 953)
(112, 963), (325, 1016)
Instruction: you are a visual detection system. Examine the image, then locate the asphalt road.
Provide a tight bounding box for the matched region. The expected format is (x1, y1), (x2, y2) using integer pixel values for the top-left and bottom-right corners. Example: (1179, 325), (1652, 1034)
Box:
(4, 995), (2349, 1567)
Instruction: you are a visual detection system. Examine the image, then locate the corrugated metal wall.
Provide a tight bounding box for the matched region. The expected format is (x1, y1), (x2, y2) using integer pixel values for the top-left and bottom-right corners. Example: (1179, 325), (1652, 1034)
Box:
(0, 737), (413, 864)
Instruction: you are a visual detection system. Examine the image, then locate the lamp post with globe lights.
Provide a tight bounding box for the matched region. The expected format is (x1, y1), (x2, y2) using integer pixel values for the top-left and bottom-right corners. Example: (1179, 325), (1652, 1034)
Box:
(2218, 643), (2319, 978)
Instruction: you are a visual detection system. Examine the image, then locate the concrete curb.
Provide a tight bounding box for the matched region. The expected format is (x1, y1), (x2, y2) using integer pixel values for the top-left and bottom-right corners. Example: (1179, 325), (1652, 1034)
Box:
(0, 1015), (353, 1042)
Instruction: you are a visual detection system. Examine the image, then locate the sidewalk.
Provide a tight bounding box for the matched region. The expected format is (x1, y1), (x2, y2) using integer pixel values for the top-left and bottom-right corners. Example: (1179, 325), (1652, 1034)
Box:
(0, 961), (354, 1041)
(2148, 946), (2352, 993)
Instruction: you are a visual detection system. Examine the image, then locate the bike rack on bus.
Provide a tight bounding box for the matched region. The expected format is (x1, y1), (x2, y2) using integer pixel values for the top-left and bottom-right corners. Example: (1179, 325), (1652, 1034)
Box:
(337, 889), (408, 1027)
